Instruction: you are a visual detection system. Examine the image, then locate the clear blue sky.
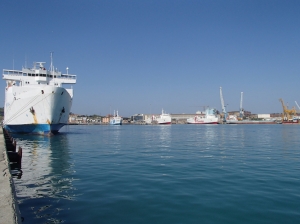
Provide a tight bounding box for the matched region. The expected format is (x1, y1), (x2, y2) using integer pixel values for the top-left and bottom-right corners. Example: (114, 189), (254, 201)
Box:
(1, 0), (300, 116)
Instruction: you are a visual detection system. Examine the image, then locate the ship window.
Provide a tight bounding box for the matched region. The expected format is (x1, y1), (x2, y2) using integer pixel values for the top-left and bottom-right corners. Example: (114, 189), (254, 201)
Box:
(50, 75), (53, 78)
(54, 75), (57, 78)
(43, 74), (46, 77)
(28, 73), (31, 76)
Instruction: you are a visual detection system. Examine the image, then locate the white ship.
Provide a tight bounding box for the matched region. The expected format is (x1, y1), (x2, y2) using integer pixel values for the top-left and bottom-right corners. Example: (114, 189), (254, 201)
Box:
(156, 109), (171, 125)
(187, 108), (219, 124)
(110, 110), (123, 125)
(2, 55), (76, 135)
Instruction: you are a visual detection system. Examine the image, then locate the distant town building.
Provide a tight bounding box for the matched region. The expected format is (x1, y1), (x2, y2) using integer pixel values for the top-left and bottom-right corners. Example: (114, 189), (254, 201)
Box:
(131, 114), (144, 123)
(257, 114), (271, 119)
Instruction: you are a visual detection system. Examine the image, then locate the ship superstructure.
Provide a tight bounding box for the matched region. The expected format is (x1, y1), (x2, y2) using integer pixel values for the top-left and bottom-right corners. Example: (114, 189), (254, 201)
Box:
(110, 110), (123, 125)
(2, 57), (76, 134)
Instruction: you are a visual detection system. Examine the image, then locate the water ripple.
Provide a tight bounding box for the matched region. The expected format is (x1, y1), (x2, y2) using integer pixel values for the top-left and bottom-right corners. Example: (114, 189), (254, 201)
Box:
(12, 125), (300, 223)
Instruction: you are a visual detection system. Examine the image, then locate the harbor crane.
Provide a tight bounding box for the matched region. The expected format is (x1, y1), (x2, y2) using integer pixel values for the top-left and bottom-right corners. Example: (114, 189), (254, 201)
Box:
(279, 98), (296, 121)
(220, 87), (227, 122)
(295, 101), (300, 111)
(239, 92), (244, 119)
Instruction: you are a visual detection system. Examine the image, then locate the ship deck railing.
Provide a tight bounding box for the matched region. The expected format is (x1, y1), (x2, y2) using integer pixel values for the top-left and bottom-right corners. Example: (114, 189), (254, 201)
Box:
(3, 69), (76, 80)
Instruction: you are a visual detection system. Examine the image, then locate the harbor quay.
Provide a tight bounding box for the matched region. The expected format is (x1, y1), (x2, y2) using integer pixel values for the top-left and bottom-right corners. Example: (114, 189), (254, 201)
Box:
(0, 128), (22, 224)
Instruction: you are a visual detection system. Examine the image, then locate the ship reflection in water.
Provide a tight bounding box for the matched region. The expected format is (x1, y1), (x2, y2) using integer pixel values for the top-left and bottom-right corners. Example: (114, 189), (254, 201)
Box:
(12, 133), (76, 223)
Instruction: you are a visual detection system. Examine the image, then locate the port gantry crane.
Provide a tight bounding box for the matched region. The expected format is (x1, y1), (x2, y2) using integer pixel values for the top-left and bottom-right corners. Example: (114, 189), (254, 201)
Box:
(279, 98), (296, 121)
(295, 101), (300, 111)
(220, 87), (227, 122)
(239, 92), (244, 120)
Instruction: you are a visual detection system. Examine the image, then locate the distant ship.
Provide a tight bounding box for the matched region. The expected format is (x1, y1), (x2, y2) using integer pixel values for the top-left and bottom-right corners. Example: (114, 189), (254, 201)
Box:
(226, 115), (278, 124)
(187, 108), (219, 124)
(156, 109), (171, 125)
(281, 117), (299, 124)
(110, 110), (123, 125)
(2, 55), (76, 135)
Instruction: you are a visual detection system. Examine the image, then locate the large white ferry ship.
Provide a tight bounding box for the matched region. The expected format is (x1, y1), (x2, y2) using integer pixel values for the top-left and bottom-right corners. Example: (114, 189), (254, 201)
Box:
(2, 55), (76, 135)
(187, 108), (219, 124)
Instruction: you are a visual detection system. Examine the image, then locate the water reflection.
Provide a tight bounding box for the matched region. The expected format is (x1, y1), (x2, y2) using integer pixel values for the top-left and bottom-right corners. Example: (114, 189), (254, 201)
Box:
(281, 126), (299, 146)
(13, 134), (74, 199)
(12, 133), (75, 223)
(111, 125), (121, 143)
(158, 125), (172, 147)
(203, 125), (218, 145)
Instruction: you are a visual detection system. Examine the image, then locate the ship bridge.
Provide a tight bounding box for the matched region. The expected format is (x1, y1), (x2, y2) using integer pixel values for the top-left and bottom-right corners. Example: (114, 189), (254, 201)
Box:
(3, 66), (76, 87)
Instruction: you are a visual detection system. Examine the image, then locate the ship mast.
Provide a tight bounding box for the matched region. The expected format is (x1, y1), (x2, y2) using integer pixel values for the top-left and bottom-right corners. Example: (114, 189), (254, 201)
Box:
(50, 52), (54, 75)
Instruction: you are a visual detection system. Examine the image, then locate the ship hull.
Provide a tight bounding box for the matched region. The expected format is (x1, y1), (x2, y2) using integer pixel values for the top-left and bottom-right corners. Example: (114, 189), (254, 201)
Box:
(157, 117), (172, 125)
(4, 85), (73, 134)
(158, 122), (171, 125)
(187, 117), (219, 124)
(282, 120), (299, 124)
(226, 120), (278, 124)
(187, 121), (218, 124)
(187, 108), (219, 125)
(4, 123), (65, 135)
(110, 118), (122, 125)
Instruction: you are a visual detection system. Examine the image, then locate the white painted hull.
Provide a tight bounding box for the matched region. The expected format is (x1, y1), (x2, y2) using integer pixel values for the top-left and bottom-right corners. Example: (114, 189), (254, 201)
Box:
(4, 85), (73, 134)
(110, 117), (123, 125)
(187, 108), (219, 124)
(157, 116), (171, 124)
(187, 117), (219, 124)
(156, 109), (172, 125)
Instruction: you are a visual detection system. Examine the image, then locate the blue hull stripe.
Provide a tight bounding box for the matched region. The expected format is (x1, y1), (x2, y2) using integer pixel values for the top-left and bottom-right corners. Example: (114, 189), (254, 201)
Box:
(4, 123), (65, 135)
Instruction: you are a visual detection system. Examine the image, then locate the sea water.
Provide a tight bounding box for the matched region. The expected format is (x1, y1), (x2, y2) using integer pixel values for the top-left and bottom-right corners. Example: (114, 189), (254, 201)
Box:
(12, 125), (300, 223)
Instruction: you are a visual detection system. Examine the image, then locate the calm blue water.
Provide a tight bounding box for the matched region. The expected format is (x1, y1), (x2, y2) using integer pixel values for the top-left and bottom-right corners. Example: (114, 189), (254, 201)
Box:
(12, 124), (300, 223)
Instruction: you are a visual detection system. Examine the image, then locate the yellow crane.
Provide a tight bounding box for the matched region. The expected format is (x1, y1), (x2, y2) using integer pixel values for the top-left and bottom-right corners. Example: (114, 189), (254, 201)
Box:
(279, 98), (296, 121)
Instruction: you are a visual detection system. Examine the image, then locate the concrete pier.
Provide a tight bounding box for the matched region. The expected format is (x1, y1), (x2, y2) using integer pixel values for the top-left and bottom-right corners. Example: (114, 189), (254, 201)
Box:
(0, 128), (21, 224)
